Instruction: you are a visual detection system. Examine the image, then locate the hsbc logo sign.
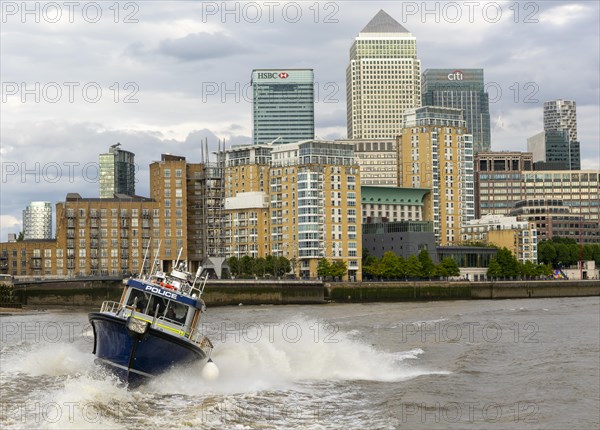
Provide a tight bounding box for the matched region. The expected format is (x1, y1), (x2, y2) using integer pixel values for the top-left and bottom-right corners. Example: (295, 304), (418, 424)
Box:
(257, 71), (290, 80)
(448, 70), (464, 81)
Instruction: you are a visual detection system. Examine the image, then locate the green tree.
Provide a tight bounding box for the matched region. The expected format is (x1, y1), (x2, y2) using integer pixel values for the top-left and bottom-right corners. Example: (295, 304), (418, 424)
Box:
(434, 263), (448, 278)
(228, 256), (240, 278)
(537, 241), (557, 265)
(265, 255), (276, 276)
(276, 256), (291, 277)
(582, 245), (594, 261)
(253, 257), (266, 277)
(16, 232), (24, 242)
(406, 255), (423, 279)
(417, 249), (435, 279)
(440, 258), (460, 277)
(496, 248), (519, 278)
(520, 260), (536, 278)
(487, 257), (502, 278)
(380, 252), (399, 279)
(240, 255), (254, 278)
(317, 258), (332, 279)
(363, 256), (384, 279)
(330, 260), (347, 280)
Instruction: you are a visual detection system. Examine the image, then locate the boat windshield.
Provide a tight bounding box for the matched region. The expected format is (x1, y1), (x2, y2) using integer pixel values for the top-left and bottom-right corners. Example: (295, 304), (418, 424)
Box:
(164, 301), (188, 325)
(127, 289), (149, 312)
(126, 288), (189, 325)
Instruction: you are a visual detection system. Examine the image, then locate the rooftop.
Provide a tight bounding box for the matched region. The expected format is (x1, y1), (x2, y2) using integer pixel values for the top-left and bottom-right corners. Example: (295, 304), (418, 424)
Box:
(360, 10), (409, 34)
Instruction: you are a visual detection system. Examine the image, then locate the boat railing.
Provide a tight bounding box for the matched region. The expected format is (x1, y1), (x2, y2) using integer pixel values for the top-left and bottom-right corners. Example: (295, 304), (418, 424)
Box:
(100, 300), (122, 314)
(189, 327), (214, 355)
(100, 300), (135, 318)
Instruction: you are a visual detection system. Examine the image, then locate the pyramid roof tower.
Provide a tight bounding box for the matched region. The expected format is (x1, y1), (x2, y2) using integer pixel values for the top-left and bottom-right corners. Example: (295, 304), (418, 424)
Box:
(360, 9), (410, 34)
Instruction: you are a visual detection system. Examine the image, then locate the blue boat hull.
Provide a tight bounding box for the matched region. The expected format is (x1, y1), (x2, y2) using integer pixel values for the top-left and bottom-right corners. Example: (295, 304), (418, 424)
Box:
(89, 312), (207, 386)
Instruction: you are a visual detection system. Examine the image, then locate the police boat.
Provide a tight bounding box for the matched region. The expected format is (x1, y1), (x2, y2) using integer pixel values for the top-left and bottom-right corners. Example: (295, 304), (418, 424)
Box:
(89, 258), (218, 386)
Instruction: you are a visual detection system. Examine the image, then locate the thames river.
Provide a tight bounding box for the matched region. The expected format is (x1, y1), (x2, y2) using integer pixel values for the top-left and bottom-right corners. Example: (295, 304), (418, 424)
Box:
(1, 297), (599, 429)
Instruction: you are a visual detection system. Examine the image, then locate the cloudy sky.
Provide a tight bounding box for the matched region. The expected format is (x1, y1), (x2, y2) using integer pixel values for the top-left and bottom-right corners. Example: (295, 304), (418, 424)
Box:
(1, 0), (599, 240)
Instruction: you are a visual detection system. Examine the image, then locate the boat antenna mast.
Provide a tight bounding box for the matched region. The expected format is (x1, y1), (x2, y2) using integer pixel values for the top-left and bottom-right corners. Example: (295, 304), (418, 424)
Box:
(140, 239), (152, 278)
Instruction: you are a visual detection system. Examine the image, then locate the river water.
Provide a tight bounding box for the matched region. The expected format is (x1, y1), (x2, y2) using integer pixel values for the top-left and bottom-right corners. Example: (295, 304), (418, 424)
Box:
(1, 297), (599, 429)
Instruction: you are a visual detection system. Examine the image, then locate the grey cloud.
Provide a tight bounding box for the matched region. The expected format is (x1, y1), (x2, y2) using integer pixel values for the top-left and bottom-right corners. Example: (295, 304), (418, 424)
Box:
(157, 32), (246, 61)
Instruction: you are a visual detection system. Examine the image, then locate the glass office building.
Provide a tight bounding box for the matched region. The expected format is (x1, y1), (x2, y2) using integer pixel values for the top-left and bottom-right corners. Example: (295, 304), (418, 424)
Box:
(422, 69), (491, 153)
(252, 69), (314, 145)
(99, 143), (136, 198)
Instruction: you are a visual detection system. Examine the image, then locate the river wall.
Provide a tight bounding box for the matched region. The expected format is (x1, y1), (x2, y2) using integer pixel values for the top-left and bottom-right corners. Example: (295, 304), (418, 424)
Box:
(326, 280), (600, 302)
(9, 279), (600, 307)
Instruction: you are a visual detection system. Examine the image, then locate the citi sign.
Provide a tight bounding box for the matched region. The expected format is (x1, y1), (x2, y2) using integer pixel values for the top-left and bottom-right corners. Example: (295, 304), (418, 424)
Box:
(448, 70), (464, 81)
(257, 72), (289, 79)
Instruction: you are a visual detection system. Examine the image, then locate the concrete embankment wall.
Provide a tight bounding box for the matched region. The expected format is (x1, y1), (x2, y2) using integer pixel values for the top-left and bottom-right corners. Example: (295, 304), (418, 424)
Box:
(11, 279), (600, 307)
(326, 280), (600, 302)
(13, 279), (325, 307)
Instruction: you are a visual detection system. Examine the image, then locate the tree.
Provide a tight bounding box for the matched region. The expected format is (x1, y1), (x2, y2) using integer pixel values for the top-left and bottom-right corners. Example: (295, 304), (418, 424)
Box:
(240, 255), (254, 278)
(317, 258), (332, 279)
(406, 255), (423, 279)
(556, 243), (572, 267)
(380, 252), (400, 279)
(417, 249), (435, 278)
(537, 241), (557, 265)
(363, 256), (384, 279)
(434, 263), (448, 278)
(275, 256), (291, 277)
(495, 248), (519, 278)
(228, 256), (240, 278)
(16, 231), (24, 242)
(330, 260), (347, 280)
(265, 255), (276, 276)
(440, 258), (460, 277)
(253, 257), (266, 277)
(487, 257), (502, 278)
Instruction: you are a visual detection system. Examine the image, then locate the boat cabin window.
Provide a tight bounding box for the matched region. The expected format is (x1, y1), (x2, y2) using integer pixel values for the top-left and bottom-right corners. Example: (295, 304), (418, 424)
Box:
(147, 295), (167, 316)
(127, 289), (149, 312)
(164, 301), (188, 325)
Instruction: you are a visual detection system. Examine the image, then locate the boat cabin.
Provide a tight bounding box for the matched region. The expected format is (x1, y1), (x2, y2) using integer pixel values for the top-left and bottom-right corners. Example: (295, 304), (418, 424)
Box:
(114, 281), (207, 340)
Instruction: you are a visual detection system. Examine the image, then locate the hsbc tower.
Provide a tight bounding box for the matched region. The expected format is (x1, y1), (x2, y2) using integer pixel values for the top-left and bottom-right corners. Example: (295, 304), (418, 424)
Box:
(251, 69), (314, 145)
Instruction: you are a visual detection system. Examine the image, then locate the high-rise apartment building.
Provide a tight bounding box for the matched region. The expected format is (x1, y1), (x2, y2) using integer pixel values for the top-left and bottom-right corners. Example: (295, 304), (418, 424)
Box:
(99, 143), (136, 198)
(55, 193), (156, 277)
(544, 99), (577, 142)
(220, 140), (362, 280)
(337, 138), (398, 186)
(23, 201), (52, 240)
(398, 107), (474, 245)
(422, 69), (491, 153)
(149, 154), (226, 276)
(221, 143), (273, 258)
(346, 9), (421, 139)
(252, 69), (314, 145)
(271, 140), (361, 280)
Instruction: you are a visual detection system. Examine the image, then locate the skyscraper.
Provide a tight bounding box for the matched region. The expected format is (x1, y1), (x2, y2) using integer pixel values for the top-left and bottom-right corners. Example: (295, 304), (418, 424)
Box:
(23, 201), (52, 240)
(252, 69), (314, 145)
(544, 99), (577, 142)
(346, 9), (421, 140)
(422, 69), (491, 153)
(99, 143), (136, 198)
